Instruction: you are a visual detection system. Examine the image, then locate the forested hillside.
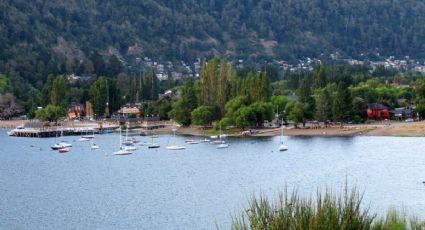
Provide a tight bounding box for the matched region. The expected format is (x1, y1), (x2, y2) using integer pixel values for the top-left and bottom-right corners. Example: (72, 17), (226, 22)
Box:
(1, 0), (424, 65)
(1, 0), (425, 118)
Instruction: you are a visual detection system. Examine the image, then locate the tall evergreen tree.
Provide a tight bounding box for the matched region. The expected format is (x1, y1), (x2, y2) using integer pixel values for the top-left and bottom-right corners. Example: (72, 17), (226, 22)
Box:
(90, 77), (108, 117)
(169, 77), (197, 126)
(315, 89), (332, 122)
(50, 75), (67, 107)
(332, 82), (353, 122)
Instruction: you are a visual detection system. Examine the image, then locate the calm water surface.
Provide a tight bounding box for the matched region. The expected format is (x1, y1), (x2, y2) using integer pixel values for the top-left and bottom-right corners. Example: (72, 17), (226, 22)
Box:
(1, 131), (425, 229)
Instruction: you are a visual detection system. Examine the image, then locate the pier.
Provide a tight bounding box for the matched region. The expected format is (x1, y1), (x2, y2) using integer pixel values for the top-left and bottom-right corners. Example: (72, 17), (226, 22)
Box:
(8, 127), (104, 138)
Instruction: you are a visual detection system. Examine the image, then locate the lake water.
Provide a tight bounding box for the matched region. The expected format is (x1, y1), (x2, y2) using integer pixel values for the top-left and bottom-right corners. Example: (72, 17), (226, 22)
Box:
(1, 131), (425, 229)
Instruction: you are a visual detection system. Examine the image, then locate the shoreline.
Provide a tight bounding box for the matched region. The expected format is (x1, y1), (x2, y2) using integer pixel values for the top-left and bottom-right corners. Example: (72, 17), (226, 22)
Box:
(3, 120), (425, 138)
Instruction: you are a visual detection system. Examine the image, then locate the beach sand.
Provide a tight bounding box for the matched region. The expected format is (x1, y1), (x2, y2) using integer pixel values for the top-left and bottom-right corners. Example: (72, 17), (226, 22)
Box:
(3, 120), (425, 137)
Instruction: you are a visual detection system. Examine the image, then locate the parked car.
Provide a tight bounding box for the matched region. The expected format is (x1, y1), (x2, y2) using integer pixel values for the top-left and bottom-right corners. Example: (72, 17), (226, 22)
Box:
(405, 118), (414, 122)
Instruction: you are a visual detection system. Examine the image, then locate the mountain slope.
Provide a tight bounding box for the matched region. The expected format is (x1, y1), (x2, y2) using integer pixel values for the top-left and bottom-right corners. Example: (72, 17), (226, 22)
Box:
(1, 0), (424, 66)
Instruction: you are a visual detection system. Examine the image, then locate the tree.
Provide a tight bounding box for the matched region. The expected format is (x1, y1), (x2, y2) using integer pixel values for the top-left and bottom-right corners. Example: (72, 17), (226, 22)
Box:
(312, 65), (327, 89)
(270, 95), (288, 116)
(90, 77), (108, 117)
(35, 104), (65, 122)
(315, 89), (332, 122)
(287, 102), (308, 128)
(220, 96), (250, 126)
(89, 50), (105, 76)
(108, 79), (122, 113)
(0, 74), (12, 94)
(0, 93), (23, 119)
(191, 106), (216, 126)
(50, 75), (67, 107)
(106, 55), (122, 77)
(169, 78), (197, 126)
(332, 82), (353, 122)
(296, 78), (315, 120)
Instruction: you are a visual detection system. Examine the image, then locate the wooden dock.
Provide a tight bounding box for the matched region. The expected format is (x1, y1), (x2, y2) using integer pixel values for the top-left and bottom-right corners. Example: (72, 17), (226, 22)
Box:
(8, 127), (105, 138)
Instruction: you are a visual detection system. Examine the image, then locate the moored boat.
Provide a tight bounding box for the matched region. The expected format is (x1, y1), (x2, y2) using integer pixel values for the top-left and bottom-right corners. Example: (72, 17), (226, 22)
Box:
(59, 148), (70, 153)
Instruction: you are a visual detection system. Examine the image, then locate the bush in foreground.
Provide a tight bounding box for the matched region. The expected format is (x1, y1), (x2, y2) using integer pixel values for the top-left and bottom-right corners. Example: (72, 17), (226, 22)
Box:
(231, 187), (423, 230)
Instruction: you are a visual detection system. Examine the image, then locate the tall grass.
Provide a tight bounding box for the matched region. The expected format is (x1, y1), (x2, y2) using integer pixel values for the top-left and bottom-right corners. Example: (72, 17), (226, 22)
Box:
(231, 187), (423, 230)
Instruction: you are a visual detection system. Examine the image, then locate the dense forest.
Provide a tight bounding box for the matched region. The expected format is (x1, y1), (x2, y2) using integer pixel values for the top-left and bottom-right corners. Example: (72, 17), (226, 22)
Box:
(1, 0), (425, 121)
(2, 0), (424, 64)
(169, 59), (425, 128)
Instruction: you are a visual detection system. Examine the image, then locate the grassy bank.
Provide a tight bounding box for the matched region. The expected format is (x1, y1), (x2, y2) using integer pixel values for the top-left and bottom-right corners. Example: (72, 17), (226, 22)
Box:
(231, 187), (423, 230)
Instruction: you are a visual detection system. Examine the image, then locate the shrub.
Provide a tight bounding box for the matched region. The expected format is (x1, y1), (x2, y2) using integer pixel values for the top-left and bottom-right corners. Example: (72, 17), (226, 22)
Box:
(232, 187), (423, 230)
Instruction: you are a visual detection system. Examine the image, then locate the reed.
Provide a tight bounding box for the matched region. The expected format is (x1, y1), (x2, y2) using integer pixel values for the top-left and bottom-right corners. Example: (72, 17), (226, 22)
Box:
(231, 187), (423, 230)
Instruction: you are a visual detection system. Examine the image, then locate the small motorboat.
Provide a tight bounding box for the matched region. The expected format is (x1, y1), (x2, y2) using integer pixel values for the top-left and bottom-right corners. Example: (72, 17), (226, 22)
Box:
(78, 137), (91, 142)
(122, 146), (137, 151)
(200, 138), (210, 143)
(279, 144), (288, 152)
(210, 135), (218, 139)
(82, 134), (94, 139)
(217, 143), (229, 149)
(91, 143), (100, 150)
(185, 139), (195, 143)
(166, 145), (186, 150)
(148, 143), (160, 149)
(51, 142), (72, 150)
(187, 140), (199, 144)
(210, 140), (225, 145)
(113, 149), (132, 155)
(59, 148), (70, 153)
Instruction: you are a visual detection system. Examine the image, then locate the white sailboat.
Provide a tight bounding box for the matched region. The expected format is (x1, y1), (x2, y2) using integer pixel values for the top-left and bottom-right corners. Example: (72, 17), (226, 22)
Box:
(121, 122), (138, 151)
(90, 131), (100, 150)
(166, 127), (186, 150)
(278, 125), (288, 151)
(51, 128), (72, 150)
(216, 124), (229, 149)
(113, 127), (132, 155)
(148, 135), (160, 149)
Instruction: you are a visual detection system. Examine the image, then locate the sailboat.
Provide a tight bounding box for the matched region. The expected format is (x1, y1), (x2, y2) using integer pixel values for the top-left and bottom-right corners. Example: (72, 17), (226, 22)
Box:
(90, 131), (100, 150)
(148, 135), (160, 149)
(216, 124), (229, 148)
(113, 127), (133, 155)
(166, 127), (185, 150)
(121, 122), (137, 151)
(278, 125), (288, 151)
(51, 128), (72, 150)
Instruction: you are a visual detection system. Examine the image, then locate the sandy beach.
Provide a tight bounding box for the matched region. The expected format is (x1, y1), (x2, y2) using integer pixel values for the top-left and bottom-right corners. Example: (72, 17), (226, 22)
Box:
(3, 120), (425, 137)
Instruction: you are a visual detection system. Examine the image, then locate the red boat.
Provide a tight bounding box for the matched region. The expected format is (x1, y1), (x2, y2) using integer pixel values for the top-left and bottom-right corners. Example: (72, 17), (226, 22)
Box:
(58, 148), (70, 153)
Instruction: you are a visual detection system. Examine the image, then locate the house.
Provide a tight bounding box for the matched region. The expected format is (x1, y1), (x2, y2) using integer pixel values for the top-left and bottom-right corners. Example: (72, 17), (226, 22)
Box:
(68, 103), (85, 119)
(367, 103), (390, 120)
(118, 106), (141, 117)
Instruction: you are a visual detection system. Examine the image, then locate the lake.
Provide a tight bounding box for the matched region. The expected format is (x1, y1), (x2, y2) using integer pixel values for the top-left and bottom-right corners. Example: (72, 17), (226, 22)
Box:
(1, 131), (424, 229)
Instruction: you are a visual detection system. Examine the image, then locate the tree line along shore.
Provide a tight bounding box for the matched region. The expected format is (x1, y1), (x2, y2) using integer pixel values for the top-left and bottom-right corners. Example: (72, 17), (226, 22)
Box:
(1, 59), (425, 132)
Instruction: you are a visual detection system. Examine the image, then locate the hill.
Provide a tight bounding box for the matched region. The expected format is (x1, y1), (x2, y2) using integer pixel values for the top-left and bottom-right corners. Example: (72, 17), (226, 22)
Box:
(1, 0), (424, 65)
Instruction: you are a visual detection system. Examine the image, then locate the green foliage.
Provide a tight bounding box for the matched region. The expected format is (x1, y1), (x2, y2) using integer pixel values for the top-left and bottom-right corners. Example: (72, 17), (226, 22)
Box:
(0, 74), (12, 94)
(296, 78), (315, 120)
(286, 101), (308, 128)
(191, 106), (216, 126)
(50, 75), (67, 107)
(169, 78), (197, 126)
(90, 77), (108, 117)
(232, 187), (422, 230)
(315, 89), (332, 122)
(233, 102), (274, 128)
(35, 104), (66, 122)
(332, 82), (353, 122)
(128, 69), (159, 102)
(270, 95), (288, 115)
